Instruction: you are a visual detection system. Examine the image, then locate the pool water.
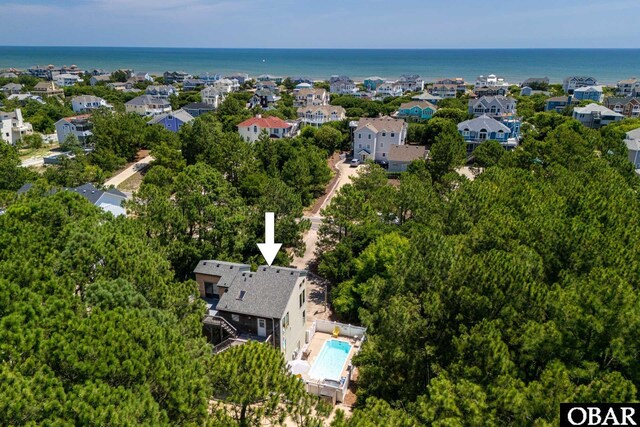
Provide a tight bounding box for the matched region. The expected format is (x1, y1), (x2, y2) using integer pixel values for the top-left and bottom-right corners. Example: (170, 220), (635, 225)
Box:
(308, 339), (352, 382)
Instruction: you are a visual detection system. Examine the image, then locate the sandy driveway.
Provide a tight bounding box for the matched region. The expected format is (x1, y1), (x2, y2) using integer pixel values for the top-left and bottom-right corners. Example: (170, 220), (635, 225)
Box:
(103, 155), (153, 188)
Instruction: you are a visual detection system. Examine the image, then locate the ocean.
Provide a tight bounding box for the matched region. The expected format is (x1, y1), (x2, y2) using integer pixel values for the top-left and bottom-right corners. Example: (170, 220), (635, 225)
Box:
(1, 46), (639, 84)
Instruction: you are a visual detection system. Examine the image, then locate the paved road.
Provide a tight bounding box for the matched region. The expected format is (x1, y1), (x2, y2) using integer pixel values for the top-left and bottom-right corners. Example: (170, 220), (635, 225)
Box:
(103, 156), (154, 188)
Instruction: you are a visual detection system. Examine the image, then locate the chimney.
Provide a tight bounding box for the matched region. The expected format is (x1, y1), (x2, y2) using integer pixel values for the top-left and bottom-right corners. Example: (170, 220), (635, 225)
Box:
(256, 114), (262, 119)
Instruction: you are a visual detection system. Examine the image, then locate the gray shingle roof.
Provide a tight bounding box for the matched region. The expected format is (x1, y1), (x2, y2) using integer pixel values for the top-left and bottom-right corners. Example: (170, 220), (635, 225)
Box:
(125, 95), (170, 107)
(388, 144), (427, 162)
(457, 115), (511, 133)
(216, 266), (307, 318)
(148, 109), (194, 124)
(626, 127), (640, 141)
(194, 260), (251, 287)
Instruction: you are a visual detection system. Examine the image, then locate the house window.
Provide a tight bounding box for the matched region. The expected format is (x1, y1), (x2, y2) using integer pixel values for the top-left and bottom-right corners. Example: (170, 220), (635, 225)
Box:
(368, 134), (371, 139)
(253, 126), (258, 133)
(282, 312), (290, 330)
(302, 310), (306, 324)
(382, 132), (386, 136)
(299, 289), (305, 307)
(382, 153), (386, 157)
(204, 282), (215, 298)
(358, 144), (362, 148)
(358, 133), (362, 139)
(391, 133), (395, 137)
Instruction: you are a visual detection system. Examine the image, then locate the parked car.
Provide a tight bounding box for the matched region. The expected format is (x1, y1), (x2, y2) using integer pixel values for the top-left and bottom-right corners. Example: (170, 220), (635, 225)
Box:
(350, 158), (361, 167)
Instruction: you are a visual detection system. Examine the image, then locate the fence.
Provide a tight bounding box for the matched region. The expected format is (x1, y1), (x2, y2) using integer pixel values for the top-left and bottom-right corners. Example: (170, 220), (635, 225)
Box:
(313, 319), (367, 339)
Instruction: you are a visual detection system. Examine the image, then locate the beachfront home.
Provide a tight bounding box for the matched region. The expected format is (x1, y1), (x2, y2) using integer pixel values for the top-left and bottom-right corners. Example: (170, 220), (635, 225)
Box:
(563, 76), (598, 93)
(145, 85), (178, 99)
(0, 72), (18, 79)
(71, 95), (113, 113)
(0, 109), (33, 145)
(625, 128), (640, 173)
(18, 183), (128, 216)
(330, 76), (358, 95)
(54, 73), (82, 87)
(237, 115), (294, 143)
(163, 71), (192, 84)
(32, 81), (64, 98)
(604, 96), (640, 118)
(125, 95), (172, 117)
(468, 96), (517, 119)
(544, 95), (579, 112)
(297, 105), (346, 126)
(183, 79), (207, 91)
(148, 109), (194, 132)
(475, 74), (510, 89)
(572, 103), (624, 128)
(396, 101), (437, 121)
(435, 78), (466, 92)
(213, 78), (240, 93)
(616, 78), (640, 96)
(376, 82), (403, 98)
(457, 115), (518, 153)
(55, 115), (93, 145)
(226, 73), (250, 84)
(396, 75), (424, 92)
(573, 85), (604, 103)
(430, 84), (457, 99)
(129, 72), (153, 83)
(248, 89), (281, 110)
(1, 83), (23, 95)
(412, 91), (443, 104)
(521, 77), (550, 88)
(183, 102), (216, 118)
(352, 116), (408, 163)
(257, 74), (283, 84)
(195, 261), (308, 361)
(364, 77), (385, 91)
(388, 144), (428, 173)
(90, 75), (111, 86)
(200, 86), (227, 108)
(293, 88), (329, 107)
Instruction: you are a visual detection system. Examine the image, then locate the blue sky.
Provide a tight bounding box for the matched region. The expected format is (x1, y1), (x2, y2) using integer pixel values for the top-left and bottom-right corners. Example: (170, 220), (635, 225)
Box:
(1, 0), (639, 48)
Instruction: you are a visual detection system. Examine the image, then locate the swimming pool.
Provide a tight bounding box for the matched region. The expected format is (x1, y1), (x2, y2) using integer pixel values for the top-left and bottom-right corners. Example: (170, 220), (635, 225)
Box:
(308, 339), (352, 382)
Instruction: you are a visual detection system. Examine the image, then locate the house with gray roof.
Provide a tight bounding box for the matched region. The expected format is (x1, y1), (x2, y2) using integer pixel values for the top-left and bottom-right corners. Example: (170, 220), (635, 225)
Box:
(145, 85), (178, 99)
(1, 83), (23, 95)
(457, 114), (518, 153)
(125, 95), (172, 116)
(352, 117), (408, 164)
(468, 96), (517, 119)
(248, 89), (281, 110)
(194, 260), (309, 360)
(572, 103), (624, 128)
(412, 91), (443, 104)
(604, 96), (640, 118)
(147, 109), (194, 132)
(388, 144), (427, 172)
(624, 128), (640, 175)
(71, 95), (113, 113)
(563, 76), (598, 94)
(18, 183), (127, 216)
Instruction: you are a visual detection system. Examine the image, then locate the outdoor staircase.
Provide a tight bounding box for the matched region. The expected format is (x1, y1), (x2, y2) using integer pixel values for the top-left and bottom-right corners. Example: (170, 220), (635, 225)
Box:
(203, 315), (238, 338)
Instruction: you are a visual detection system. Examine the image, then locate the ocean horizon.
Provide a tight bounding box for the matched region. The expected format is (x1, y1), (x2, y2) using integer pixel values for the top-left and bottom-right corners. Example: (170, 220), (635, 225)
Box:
(1, 46), (639, 84)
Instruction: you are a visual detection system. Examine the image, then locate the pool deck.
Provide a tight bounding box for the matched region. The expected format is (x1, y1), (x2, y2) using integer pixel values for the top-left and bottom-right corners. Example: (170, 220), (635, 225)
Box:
(302, 332), (358, 383)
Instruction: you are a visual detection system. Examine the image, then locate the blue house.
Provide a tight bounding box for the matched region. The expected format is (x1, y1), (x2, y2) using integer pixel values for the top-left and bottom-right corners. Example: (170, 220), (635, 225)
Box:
(545, 95), (579, 112)
(364, 77), (385, 91)
(573, 85), (604, 103)
(457, 115), (518, 153)
(397, 101), (437, 121)
(148, 109), (194, 132)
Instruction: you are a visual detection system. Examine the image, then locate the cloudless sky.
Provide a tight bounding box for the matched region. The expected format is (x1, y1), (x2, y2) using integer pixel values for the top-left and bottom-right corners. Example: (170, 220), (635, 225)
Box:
(1, 0), (639, 48)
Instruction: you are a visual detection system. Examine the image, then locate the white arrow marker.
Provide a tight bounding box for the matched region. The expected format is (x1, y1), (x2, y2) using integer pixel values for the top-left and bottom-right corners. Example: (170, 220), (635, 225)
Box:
(257, 212), (282, 266)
